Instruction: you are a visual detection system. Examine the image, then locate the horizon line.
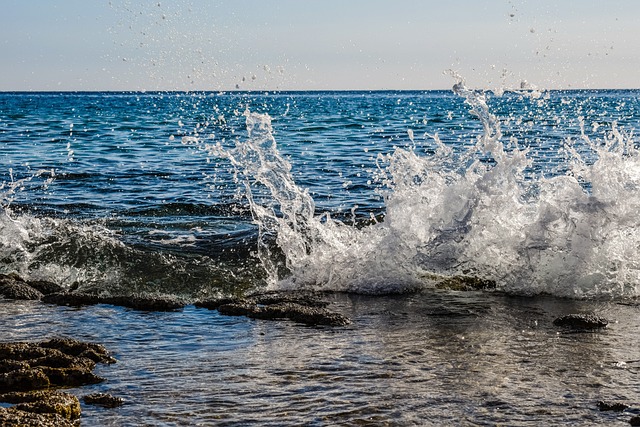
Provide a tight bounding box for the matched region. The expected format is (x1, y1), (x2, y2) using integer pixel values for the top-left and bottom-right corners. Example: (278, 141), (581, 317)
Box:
(2, 87), (640, 94)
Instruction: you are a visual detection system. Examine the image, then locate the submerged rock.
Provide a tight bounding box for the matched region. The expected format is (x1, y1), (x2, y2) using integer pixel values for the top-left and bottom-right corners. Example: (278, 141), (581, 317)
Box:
(631, 416), (640, 426)
(553, 313), (608, 330)
(250, 302), (351, 327)
(597, 400), (629, 412)
(202, 291), (350, 327)
(82, 392), (125, 408)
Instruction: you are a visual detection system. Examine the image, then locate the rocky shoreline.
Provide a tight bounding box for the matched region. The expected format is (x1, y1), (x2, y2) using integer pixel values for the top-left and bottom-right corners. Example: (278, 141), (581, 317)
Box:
(0, 273), (352, 327)
(2, 273), (640, 425)
(0, 338), (121, 426)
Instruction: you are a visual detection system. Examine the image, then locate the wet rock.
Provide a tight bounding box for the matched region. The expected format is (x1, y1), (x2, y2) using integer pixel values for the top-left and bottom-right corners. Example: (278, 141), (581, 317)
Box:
(41, 292), (99, 307)
(40, 337), (115, 364)
(598, 400), (629, 412)
(218, 302), (258, 317)
(251, 290), (330, 308)
(194, 297), (245, 310)
(25, 280), (64, 296)
(0, 368), (50, 392)
(0, 342), (50, 361)
(436, 275), (497, 291)
(211, 292), (351, 326)
(40, 367), (105, 387)
(42, 292), (184, 311)
(29, 352), (96, 370)
(0, 341), (109, 391)
(0, 281), (43, 300)
(0, 390), (81, 421)
(0, 274), (64, 300)
(250, 302), (351, 326)
(0, 339), (116, 425)
(631, 415), (640, 426)
(82, 392), (125, 408)
(0, 359), (30, 374)
(107, 295), (185, 311)
(0, 406), (75, 427)
(553, 313), (608, 330)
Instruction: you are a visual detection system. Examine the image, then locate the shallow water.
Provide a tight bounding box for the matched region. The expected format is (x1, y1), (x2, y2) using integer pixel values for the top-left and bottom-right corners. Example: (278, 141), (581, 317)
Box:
(1, 293), (639, 426)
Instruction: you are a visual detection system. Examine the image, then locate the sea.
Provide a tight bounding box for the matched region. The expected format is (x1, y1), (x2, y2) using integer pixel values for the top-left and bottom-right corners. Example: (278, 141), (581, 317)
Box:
(1, 80), (639, 425)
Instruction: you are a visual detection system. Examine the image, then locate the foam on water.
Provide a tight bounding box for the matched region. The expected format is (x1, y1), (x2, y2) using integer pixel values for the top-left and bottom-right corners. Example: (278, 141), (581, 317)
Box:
(205, 77), (640, 298)
(2, 84), (640, 299)
(0, 179), (251, 299)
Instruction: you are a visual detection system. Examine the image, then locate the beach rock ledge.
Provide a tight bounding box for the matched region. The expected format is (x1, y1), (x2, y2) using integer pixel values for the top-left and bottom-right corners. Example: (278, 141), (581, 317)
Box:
(0, 338), (118, 426)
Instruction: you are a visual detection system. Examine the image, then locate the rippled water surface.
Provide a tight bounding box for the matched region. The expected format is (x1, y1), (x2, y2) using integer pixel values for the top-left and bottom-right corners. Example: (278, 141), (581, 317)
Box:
(2, 89), (640, 425)
(1, 293), (639, 426)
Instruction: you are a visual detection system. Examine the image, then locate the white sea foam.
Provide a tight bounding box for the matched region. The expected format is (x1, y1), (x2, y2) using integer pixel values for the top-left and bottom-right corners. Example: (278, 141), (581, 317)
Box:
(210, 78), (640, 299)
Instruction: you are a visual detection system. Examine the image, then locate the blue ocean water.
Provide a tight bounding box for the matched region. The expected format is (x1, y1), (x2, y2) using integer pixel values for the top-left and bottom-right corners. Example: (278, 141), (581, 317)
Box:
(2, 87), (640, 298)
(2, 85), (640, 426)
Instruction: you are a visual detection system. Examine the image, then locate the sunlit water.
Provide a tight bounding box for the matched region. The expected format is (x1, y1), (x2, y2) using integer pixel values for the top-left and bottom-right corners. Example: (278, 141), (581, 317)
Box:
(1, 84), (640, 425)
(1, 294), (639, 426)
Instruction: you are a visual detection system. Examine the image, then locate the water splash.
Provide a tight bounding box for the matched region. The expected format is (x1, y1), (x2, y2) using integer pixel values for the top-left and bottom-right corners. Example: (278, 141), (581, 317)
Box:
(0, 170), (246, 299)
(207, 78), (640, 299)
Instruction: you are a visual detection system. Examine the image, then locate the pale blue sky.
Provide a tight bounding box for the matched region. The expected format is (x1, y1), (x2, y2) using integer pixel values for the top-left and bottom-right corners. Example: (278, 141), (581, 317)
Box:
(2, 1), (639, 91)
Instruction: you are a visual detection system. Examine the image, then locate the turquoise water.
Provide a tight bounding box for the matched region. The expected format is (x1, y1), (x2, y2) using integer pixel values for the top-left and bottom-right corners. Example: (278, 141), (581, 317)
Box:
(1, 86), (640, 425)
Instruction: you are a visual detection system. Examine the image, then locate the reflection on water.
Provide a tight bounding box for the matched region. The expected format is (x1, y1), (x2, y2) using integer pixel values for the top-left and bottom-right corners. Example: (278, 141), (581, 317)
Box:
(0, 292), (638, 426)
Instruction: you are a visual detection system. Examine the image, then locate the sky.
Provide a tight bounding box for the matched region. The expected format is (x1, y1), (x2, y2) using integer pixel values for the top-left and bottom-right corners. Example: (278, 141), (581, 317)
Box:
(1, 0), (639, 91)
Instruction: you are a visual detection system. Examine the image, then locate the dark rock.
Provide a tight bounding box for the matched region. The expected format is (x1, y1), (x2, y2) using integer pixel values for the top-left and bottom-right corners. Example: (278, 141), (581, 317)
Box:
(40, 337), (115, 364)
(195, 297), (245, 310)
(0, 359), (30, 374)
(25, 280), (64, 296)
(631, 415), (640, 426)
(0, 274), (64, 298)
(0, 281), (43, 300)
(436, 275), (497, 291)
(0, 343), (49, 361)
(82, 392), (125, 408)
(0, 390), (81, 420)
(0, 368), (50, 392)
(109, 295), (184, 311)
(0, 339), (116, 425)
(0, 406), (75, 427)
(218, 302), (259, 317)
(0, 273), (24, 284)
(251, 291), (330, 308)
(598, 400), (629, 412)
(214, 291), (351, 326)
(29, 352), (95, 370)
(42, 292), (184, 311)
(250, 302), (351, 326)
(40, 367), (105, 387)
(553, 313), (608, 329)
(78, 348), (117, 365)
(41, 292), (99, 307)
